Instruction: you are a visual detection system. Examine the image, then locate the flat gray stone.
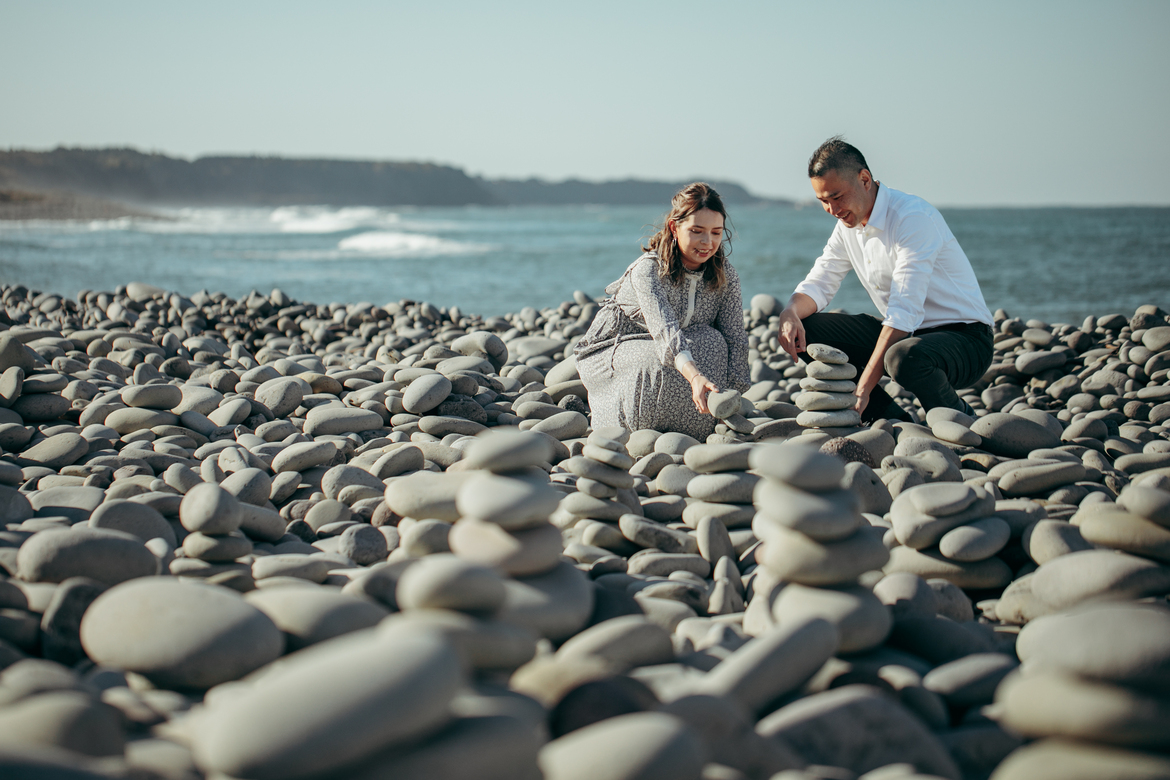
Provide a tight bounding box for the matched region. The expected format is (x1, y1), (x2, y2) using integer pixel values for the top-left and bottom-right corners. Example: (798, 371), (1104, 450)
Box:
(805, 362), (857, 381)
(806, 344), (849, 364)
(758, 526), (889, 586)
(180, 483), (242, 535)
(619, 514), (697, 554)
(462, 430), (555, 472)
(205, 398), (253, 428)
(254, 377), (306, 417)
(1119, 485), (1170, 525)
(221, 467), (274, 507)
(121, 384), (183, 410)
(531, 411), (588, 441)
(395, 554), (507, 614)
(563, 456), (635, 490)
(796, 391), (855, 412)
(78, 576), (282, 690)
(101, 407), (178, 435)
(1000, 461), (1087, 497)
(321, 464), (384, 501)
(271, 441), (339, 473)
(749, 444), (845, 492)
(17, 527), (158, 586)
(938, 516), (1011, 561)
(708, 390), (742, 420)
(1017, 601), (1170, 690)
(771, 583), (892, 654)
(369, 445), (425, 479)
(385, 471), (472, 522)
(403, 373), (452, 415)
(497, 560), (594, 641)
(798, 409), (862, 428)
(970, 412), (1061, 458)
(252, 555), (332, 583)
(88, 499), (176, 546)
(696, 616), (838, 713)
(192, 628), (461, 779)
(14, 433), (89, 470)
(304, 407), (384, 437)
(653, 432), (701, 456)
(995, 670), (1170, 751)
(686, 472), (760, 504)
(681, 444), (751, 474)
(753, 481), (862, 541)
(183, 531), (252, 562)
(448, 519), (563, 577)
(244, 586), (390, 651)
(538, 712), (705, 780)
(884, 546), (1014, 590)
(757, 685), (961, 779)
(908, 482), (978, 517)
(174, 386), (224, 416)
(456, 471), (561, 530)
(0, 484), (34, 524)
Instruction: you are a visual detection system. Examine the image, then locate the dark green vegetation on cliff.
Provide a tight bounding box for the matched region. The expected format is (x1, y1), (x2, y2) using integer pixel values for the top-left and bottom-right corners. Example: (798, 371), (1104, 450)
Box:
(0, 148), (785, 211)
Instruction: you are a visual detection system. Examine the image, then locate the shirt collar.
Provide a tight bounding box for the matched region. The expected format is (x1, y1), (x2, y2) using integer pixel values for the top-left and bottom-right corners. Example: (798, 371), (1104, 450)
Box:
(862, 182), (889, 232)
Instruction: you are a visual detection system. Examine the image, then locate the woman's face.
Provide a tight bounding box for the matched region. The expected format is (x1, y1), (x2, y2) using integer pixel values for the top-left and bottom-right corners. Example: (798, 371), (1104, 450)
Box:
(672, 208), (724, 271)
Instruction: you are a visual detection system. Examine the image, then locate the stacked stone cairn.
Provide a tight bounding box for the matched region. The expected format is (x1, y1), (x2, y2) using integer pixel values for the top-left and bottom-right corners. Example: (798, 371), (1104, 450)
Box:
(988, 600), (1170, 779)
(795, 344), (863, 431)
(884, 482), (1014, 593)
(3, 278), (1170, 778)
(748, 444), (892, 653)
(554, 426), (645, 560)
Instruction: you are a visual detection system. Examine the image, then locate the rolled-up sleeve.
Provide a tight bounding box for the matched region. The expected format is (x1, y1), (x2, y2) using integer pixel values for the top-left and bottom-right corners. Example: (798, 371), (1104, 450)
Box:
(884, 211), (944, 332)
(793, 225), (851, 312)
(715, 266), (751, 392)
(628, 261), (692, 369)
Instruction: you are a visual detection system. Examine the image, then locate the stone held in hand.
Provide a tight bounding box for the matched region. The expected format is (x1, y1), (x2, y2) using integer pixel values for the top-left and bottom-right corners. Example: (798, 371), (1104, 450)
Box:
(707, 389), (742, 420)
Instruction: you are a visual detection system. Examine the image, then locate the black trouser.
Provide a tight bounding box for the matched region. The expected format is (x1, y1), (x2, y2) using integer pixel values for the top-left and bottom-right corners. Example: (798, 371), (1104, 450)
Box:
(800, 312), (994, 423)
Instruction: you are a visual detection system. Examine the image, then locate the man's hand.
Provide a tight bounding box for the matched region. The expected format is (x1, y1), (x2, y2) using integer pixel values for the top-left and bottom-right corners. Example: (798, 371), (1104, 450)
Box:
(855, 324), (910, 419)
(778, 308), (806, 360)
(853, 384), (871, 415)
(691, 374), (718, 415)
(778, 293), (818, 360)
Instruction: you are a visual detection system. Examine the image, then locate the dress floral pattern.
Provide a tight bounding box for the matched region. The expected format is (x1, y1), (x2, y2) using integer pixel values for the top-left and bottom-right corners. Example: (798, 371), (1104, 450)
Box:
(575, 252), (751, 440)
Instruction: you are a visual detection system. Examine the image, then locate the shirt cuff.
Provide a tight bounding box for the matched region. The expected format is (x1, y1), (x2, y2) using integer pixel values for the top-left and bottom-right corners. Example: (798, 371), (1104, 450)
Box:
(793, 281), (829, 312)
(674, 351), (695, 372)
(882, 310), (923, 333)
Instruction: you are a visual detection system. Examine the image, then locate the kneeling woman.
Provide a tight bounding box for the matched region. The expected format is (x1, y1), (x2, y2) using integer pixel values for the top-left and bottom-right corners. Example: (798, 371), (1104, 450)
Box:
(575, 182), (751, 440)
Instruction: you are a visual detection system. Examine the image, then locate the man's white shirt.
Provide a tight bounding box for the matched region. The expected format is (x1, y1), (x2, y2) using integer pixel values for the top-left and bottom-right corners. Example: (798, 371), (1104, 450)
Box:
(794, 184), (993, 333)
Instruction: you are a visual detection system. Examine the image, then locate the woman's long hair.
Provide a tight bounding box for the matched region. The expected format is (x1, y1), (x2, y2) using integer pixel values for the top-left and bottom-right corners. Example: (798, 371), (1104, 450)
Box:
(643, 182), (732, 289)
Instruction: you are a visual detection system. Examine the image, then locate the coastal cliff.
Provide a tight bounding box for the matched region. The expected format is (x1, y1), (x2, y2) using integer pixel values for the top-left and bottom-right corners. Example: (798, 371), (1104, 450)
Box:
(0, 148), (786, 217)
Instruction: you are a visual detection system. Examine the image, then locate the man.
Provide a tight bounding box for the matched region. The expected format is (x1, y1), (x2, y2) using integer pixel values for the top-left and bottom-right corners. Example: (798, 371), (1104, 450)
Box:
(778, 136), (994, 423)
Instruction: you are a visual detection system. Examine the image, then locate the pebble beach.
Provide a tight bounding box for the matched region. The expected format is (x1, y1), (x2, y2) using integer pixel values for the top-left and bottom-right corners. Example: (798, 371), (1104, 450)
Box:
(0, 279), (1169, 780)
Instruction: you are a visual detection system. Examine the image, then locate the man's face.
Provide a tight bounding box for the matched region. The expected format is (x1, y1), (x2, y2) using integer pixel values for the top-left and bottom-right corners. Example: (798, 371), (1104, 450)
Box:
(810, 168), (874, 228)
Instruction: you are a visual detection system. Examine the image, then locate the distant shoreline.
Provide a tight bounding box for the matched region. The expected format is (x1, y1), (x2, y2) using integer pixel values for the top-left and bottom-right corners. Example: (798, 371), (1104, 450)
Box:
(0, 189), (159, 221)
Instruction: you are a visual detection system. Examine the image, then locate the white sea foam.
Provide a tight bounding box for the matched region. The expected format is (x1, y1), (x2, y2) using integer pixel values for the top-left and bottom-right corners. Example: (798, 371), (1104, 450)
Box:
(269, 206), (397, 234)
(337, 231), (487, 257)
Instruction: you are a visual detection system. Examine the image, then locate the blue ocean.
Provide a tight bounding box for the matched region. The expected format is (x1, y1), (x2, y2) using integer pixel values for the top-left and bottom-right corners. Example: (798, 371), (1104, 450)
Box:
(1, 204), (1167, 325)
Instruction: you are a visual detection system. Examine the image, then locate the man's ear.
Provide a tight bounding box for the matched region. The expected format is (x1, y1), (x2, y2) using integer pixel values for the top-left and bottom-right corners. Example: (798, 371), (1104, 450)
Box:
(859, 168), (873, 188)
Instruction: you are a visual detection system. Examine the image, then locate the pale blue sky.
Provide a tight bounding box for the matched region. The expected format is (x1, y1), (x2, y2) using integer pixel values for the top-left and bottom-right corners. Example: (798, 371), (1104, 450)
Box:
(2, 0), (1167, 205)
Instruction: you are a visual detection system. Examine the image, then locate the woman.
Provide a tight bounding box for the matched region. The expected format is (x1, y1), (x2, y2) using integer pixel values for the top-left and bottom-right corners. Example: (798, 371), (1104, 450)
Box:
(575, 182), (751, 440)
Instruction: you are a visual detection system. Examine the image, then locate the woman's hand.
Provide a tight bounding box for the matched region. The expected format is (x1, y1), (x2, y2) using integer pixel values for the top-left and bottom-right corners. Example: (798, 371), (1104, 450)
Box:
(691, 374), (718, 415)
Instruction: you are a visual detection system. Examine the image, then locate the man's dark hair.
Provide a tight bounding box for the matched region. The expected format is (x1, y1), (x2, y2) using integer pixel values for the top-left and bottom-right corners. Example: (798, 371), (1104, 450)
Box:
(808, 135), (871, 179)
